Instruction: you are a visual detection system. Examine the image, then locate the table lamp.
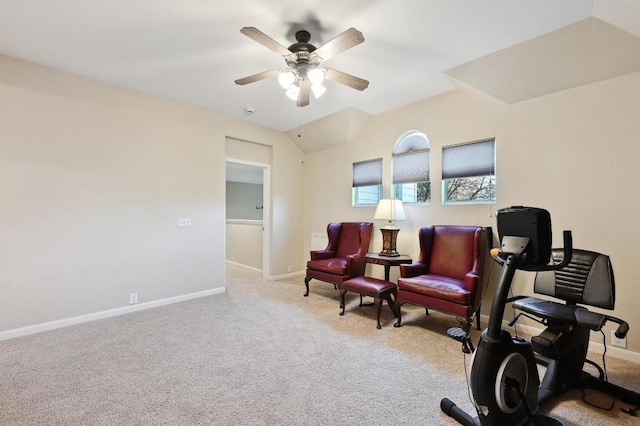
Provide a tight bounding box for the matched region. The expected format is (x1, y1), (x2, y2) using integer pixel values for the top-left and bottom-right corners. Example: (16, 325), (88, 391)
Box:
(374, 199), (406, 257)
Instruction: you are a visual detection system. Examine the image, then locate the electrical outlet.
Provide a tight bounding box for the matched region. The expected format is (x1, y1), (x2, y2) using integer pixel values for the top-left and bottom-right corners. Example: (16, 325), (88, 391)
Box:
(129, 293), (138, 305)
(288, 265), (292, 272)
(177, 218), (191, 227)
(611, 330), (627, 348)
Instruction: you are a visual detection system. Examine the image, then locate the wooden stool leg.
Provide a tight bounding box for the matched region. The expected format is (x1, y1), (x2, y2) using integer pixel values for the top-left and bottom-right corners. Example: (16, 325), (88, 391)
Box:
(394, 301), (403, 327)
(385, 293), (397, 318)
(375, 297), (382, 329)
(339, 289), (347, 316)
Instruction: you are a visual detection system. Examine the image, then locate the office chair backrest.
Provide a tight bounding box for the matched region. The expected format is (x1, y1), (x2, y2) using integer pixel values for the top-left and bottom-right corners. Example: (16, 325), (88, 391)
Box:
(534, 249), (615, 310)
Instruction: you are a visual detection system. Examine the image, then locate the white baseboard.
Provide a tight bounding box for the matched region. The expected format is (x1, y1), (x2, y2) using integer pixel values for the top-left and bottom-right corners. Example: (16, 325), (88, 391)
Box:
(478, 314), (640, 364)
(0, 287), (226, 341)
(224, 259), (305, 281)
(225, 260), (262, 273)
(270, 271), (305, 281)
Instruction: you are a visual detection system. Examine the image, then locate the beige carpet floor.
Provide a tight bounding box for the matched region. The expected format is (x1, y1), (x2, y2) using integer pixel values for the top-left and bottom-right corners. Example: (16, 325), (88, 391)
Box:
(1, 263), (639, 425)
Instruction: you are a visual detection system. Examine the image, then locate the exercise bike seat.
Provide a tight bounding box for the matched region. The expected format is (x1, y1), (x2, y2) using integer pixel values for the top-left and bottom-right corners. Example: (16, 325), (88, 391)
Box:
(510, 249), (619, 359)
(512, 297), (607, 331)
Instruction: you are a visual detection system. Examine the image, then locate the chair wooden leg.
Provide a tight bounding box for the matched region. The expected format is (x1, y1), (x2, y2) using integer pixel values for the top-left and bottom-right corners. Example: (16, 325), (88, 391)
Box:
(450, 319), (475, 354)
(425, 308), (430, 316)
(304, 277), (311, 297)
(462, 318), (471, 336)
(359, 294), (374, 307)
(339, 289), (347, 316)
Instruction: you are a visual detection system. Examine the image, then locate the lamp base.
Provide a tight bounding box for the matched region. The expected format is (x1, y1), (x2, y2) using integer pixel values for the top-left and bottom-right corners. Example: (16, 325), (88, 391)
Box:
(379, 227), (401, 257)
(378, 249), (400, 257)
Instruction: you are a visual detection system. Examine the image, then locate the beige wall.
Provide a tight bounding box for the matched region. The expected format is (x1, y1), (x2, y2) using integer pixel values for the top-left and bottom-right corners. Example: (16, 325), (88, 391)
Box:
(0, 55), (304, 333)
(304, 72), (640, 356)
(225, 221), (263, 270)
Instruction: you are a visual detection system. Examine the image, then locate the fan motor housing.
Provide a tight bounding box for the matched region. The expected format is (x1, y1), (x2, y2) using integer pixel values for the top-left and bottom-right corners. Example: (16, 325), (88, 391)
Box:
(289, 30), (316, 53)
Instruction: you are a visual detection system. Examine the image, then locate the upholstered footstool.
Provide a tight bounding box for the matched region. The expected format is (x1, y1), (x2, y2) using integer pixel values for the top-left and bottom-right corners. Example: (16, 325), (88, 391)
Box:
(340, 276), (397, 329)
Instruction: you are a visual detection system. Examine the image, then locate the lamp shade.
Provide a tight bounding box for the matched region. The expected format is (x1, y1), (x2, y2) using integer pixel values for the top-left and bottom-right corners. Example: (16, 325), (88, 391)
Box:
(278, 71), (295, 89)
(374, 199), (405, 257)
(285, 84), (300, 100)
(308, 68), (325, 85)
(374, 199), (406, 222)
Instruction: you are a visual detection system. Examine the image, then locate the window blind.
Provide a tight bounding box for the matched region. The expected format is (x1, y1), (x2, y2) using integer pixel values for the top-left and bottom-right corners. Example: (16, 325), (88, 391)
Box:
(442, 138), (495, 179)
(392, 149), (430, 184)
(352, 158), (383, 187)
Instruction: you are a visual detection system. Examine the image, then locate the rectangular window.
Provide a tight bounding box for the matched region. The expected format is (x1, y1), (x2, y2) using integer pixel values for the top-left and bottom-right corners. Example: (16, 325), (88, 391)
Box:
(352, 158), (382, 206)
(442, 138), (496, 204)
(392, 149), (430, 203)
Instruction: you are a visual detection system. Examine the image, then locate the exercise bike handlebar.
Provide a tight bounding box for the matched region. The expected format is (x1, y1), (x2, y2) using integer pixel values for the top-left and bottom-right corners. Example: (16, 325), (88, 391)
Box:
(610, 317), (630, 339)
(553, 230), (573, 270)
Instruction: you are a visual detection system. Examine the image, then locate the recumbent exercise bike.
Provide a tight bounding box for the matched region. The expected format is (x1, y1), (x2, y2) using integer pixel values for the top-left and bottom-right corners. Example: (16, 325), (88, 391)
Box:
(442, 206), (639, 425)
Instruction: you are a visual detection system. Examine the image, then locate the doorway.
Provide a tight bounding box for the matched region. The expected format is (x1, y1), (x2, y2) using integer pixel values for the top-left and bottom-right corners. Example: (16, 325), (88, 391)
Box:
(225, 160), (270, 279)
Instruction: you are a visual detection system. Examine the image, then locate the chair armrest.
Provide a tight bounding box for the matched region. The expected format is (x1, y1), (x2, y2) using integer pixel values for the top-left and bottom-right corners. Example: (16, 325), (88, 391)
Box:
(464, 272), (479, 291)
(400, 263), (429, 278)
(465, 272), (482, 310)
(346, 253), (367, 278)
(310, 250), (336, 261)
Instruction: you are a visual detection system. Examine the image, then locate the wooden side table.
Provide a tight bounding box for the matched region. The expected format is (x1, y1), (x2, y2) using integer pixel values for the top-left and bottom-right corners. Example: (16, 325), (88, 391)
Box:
(365, 253), (413, 281)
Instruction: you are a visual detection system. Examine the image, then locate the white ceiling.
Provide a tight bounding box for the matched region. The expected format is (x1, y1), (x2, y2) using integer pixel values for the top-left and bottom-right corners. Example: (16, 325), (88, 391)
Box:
(2, 0), (640, 153)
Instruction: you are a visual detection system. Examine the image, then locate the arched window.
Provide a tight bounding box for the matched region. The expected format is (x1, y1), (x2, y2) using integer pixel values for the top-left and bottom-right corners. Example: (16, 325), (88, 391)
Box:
(392, 131), (430, 203)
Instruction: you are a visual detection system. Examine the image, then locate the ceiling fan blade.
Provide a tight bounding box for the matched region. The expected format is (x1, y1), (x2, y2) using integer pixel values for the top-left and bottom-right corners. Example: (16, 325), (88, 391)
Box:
(313, 28), (364, 61)
(240, 27), (291, 56)
(298, 80), (310, 107)
(324, 69), (369, 91)
(234, 69), (280, 86)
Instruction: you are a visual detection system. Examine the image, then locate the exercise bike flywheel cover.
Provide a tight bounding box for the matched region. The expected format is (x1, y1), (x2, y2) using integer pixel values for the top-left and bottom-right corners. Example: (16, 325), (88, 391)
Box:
(495, 352), (529, 414)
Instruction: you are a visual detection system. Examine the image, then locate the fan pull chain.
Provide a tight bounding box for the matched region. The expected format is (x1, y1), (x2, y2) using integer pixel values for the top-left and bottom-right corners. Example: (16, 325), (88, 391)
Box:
(298, 108), (302, 138)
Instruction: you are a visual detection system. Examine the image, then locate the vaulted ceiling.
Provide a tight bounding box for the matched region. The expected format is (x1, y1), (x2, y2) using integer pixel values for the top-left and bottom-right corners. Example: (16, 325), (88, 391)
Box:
(2, 0), (640, 153)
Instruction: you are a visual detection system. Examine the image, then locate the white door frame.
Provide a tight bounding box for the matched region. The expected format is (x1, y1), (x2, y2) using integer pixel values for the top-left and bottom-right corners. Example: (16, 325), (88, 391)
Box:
(225, 158), (271, 279)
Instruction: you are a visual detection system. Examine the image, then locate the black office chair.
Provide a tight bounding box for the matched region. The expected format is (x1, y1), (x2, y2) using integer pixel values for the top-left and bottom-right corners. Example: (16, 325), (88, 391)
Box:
(510, 248), (639, 407)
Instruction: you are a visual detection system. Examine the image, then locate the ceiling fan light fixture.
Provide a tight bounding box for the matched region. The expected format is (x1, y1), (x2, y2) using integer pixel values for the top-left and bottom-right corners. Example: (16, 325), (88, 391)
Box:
(285, 84), (300, 100)
(278, 70), (296, 89)
(311, 83), (326, 99)
(308, 68), (325, 85)
(236, 27), (368, 107)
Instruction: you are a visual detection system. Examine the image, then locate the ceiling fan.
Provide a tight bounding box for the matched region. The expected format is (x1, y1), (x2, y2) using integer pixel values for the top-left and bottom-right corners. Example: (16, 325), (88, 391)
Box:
(234, 27), (369, 107)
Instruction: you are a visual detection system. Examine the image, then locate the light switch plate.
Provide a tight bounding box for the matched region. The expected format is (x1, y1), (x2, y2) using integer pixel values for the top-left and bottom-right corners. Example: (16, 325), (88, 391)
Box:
(177, 218), (191, 227)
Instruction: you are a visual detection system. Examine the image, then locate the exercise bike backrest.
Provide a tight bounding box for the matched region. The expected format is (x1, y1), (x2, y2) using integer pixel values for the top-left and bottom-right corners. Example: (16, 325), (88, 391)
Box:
(486, 206), (573, 340)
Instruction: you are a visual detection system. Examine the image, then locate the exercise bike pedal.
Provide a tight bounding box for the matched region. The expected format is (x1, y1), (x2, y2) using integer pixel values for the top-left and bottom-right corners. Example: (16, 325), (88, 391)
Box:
(447, 327), (468, 341)
(447, 327), (475, 353)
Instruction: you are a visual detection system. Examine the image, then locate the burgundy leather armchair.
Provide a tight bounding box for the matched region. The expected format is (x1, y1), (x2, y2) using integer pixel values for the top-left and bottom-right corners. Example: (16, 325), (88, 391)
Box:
(394, 225), (490, 333)
(304, 222), (373, 297)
